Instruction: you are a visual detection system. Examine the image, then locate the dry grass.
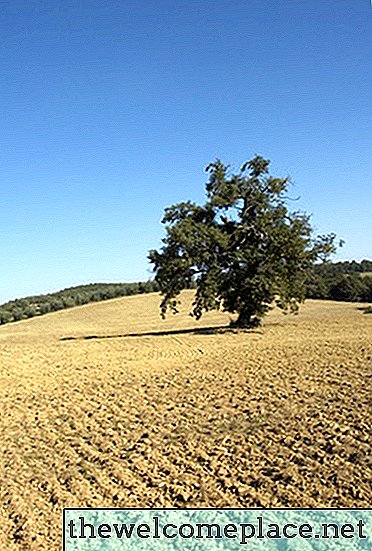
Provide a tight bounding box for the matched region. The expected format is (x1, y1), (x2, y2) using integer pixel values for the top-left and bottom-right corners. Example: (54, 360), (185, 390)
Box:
(0, 291), (371, 550)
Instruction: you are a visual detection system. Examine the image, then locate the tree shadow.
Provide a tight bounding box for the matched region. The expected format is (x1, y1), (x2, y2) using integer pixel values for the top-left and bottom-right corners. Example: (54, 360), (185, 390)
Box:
(60, 325), (263, 341)
(357, 306), (372, 314)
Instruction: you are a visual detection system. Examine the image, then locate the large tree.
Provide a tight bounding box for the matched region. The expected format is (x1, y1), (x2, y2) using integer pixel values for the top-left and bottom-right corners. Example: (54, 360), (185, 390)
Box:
(149, 156), (337, 328)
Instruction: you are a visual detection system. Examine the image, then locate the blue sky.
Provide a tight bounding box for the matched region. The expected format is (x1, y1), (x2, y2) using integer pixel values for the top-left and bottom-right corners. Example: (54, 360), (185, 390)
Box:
(1, 0), (371, 303)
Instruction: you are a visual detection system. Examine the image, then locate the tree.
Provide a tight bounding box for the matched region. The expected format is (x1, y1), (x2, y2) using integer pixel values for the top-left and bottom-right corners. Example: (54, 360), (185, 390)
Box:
(149, 155), (338, 328)
(329, 274), (367, 302)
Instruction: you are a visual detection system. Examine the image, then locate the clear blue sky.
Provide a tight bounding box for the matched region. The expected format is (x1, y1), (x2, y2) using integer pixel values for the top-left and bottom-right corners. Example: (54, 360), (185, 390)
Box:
(1, 0), (371, 303)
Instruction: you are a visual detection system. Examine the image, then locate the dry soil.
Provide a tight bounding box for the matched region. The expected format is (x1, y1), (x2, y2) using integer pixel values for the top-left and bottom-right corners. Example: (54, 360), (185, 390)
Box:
(0, 291), (371, 549)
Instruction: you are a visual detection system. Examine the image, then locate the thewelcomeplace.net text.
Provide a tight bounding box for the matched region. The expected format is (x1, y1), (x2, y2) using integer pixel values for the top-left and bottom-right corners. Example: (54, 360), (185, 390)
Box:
(67, 514), (367, 545)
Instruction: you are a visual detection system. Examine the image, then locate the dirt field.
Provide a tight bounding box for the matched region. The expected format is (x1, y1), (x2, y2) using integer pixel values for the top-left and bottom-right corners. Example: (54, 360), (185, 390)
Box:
(0, 291), (371, 550)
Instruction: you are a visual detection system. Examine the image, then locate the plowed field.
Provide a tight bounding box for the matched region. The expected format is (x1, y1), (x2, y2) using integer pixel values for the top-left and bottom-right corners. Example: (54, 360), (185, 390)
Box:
(0, 291), (371, 550)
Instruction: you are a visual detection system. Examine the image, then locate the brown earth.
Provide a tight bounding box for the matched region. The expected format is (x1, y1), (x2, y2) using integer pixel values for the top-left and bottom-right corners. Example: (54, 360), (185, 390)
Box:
(0, 291), (371, 550)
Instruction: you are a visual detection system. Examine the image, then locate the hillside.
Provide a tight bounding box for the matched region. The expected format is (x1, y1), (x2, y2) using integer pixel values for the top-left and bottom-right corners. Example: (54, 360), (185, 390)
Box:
(0, 281), (159, 325)
(1, 259), (371, 327)
(0, 291), (371, 550)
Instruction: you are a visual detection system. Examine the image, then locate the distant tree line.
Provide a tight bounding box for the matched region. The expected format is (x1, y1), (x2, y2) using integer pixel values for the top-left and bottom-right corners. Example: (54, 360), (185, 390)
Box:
(312, 259), (372, 274)
(306, 259), (372, 303)
(0, 281), (159, 325)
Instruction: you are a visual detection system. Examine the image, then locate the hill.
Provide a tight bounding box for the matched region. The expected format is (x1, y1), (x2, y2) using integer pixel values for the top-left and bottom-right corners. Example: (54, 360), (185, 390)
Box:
(0, 281), (159, 325)
(1, 259), (372, 327)
(0, 291), (371, 550)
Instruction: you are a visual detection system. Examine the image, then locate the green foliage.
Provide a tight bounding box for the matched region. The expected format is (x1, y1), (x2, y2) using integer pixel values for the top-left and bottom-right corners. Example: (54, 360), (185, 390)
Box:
(306, 265), (372, 303)
(319, 259), (372, 273)
(149, 155), (338, 328)
(0, 281), (159, 326)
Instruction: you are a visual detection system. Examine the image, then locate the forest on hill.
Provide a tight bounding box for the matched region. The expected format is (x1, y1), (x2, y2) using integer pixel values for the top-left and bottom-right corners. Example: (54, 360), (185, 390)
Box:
(0, 281), (159, 325)
(306, 259), (372, 302)
(0, 259), (371, 326)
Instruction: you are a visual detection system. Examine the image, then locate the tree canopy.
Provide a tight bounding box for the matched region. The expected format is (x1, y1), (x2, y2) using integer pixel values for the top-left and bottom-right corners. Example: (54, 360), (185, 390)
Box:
(149, 155), (338, 328)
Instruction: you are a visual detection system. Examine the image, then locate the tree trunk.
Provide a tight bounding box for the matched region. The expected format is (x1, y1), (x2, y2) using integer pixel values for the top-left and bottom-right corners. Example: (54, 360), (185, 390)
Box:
(233, 307), (261, 328)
